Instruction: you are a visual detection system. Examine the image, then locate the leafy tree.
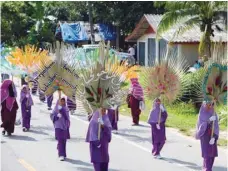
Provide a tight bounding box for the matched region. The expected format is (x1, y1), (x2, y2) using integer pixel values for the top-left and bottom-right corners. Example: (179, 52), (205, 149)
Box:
(1, 2), (34, 46)
(1, 1), (57, 47)
(92, 1), (164, 35)
(155, 1), (227, 59)
(1, 1), (164, 47)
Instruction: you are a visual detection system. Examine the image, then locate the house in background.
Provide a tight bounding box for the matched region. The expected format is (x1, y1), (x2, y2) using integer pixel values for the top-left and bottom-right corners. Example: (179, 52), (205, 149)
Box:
(125, 14), (227, 67)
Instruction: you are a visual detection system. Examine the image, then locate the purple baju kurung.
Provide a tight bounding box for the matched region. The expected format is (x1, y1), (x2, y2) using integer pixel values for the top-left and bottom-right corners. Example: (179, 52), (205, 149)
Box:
(47, 95), (53, 108)
(86, 110), (112, 171)
(50, 100), (70, 158)
(20, 85), (34, 130)
(148, 99), (168, 156)
(107, 108), (118, 130)
(195, 103), (219, 171)
(1, 80), (18, 135)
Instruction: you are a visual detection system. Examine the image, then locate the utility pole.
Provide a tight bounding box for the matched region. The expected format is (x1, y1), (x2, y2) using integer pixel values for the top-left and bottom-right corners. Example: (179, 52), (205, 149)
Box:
(88, 1), (95, 44)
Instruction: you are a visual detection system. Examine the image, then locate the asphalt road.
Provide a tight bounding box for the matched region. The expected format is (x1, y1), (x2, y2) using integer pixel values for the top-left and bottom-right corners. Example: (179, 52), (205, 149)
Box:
(1, 88), (227, 171)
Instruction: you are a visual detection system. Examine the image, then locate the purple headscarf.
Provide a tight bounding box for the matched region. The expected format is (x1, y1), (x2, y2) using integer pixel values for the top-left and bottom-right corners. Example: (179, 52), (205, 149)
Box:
(52, 98), (70, 127)
(0, 79), (17, 111)
(196, 102), (219, 139)
(20, 85), (34, 106)
(148, 98), (165, 124)
(86, 110), (112, 142)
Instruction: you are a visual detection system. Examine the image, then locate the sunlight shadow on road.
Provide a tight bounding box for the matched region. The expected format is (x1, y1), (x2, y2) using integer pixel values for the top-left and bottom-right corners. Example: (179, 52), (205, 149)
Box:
(9, 135), (37, 141)
(29, 129), (49, 136)
(34, 125), (54, 131)
(118, 128), (177, 144)
(65, 158), (92, 167)
(213, 166), (227, 171)
(45, 136), (85, 143)
(165, 158), (228, 171)
(68, 137), (85, 142)
(75, 167), (94, 171)
(65, 159), (123, 171)
(117, 131), (151, 143)
(136, 124), (151, 128)
(120, 128), (150, 133)
(162, 157), (202, 170)
(76, 166), (120, 171)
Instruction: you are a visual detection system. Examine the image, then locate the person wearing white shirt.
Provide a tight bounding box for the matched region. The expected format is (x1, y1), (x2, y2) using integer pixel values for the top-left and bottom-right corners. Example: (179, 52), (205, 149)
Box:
(128, 45), (136, 65)
(128, 45), (135, 56)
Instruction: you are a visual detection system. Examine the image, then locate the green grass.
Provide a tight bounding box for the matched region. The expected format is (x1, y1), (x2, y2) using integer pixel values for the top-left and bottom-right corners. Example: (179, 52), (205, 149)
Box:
(120, 67), (227, 146)
(120, 99), (227, 146)
(120, 100), (198, 135)
(218, 139), (227, 147)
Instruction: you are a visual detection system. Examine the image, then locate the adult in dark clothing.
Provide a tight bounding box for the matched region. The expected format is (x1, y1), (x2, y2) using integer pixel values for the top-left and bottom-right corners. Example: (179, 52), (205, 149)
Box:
(1, 80), (19, 136)
(1, 74), (10, 82)
(21, 75), (28, 86)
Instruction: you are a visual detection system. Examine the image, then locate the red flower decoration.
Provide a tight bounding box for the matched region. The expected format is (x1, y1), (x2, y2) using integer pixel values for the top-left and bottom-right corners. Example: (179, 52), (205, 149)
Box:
(224, 86), (227, 91)
(215, 76), (221, 86)
(207, 87), (213, 94)
(98, 88), (102, 95)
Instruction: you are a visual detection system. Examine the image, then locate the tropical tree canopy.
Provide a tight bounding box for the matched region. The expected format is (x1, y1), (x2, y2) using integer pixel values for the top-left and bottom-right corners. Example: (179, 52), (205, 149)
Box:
(1, 1), (164, 47)
(155, 1), (227, 58)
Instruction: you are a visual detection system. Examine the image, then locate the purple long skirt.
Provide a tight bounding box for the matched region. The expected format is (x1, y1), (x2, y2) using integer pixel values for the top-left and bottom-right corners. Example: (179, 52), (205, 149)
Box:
(93, 162), (109, 171)
(151, 123), (166, 156)
(55, 128), (70, 157)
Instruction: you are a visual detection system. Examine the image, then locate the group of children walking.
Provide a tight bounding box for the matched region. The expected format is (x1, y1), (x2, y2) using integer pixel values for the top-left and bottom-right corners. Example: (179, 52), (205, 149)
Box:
(1, 79), (219, 171)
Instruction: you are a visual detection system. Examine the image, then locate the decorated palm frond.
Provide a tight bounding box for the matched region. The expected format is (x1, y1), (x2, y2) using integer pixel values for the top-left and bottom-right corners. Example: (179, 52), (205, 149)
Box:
(76, 41), (139, 113)
(76, 41), (128, 140)
(202, 63), (227, 104)
(76, 43), (120, 111)
(34, 42), (80, 100)
(0, 46), (26, 75)
(194, 42), (228, 103)
(194, 43), (227, 139)
(141, 48), (188, 103)
(6, 44), (50, 74)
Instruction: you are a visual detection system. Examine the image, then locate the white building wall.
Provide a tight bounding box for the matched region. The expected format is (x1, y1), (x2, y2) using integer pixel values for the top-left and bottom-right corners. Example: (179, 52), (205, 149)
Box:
(137, 34), (201, 67)
(178, 44), (199, 67)
(137, 33), (157, 66)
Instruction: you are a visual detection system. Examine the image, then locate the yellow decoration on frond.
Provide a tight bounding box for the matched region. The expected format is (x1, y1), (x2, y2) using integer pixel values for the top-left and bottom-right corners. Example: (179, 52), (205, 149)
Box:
(6, 44), (50, 74)
(124, 65), (139, 80)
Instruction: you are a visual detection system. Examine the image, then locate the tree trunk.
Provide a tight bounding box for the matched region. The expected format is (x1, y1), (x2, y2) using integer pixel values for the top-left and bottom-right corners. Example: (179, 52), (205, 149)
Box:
(116, 26), (120, 49)
(88, 2), (95, 44)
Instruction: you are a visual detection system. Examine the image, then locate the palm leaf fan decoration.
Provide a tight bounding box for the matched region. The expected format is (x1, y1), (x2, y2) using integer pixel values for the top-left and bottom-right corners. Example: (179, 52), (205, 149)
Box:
(202, 42), (227, 105)
(76, 41), (127, 140)
(141, 49), (188, 103)
(202, 63), (227, 140)
(6, 44), (50, 74)
(141, 48), (188, 125)
(203, 63), (227, 104)
(0, 46), (26, 76)
(193, 43), (227, 139)
(34, 41), (80, 100)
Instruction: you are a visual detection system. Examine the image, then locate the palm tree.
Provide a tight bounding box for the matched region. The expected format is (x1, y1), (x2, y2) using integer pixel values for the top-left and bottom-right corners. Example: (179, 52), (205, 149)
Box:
(155, 1), (227, 60)
(88, 1), (95, 44)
